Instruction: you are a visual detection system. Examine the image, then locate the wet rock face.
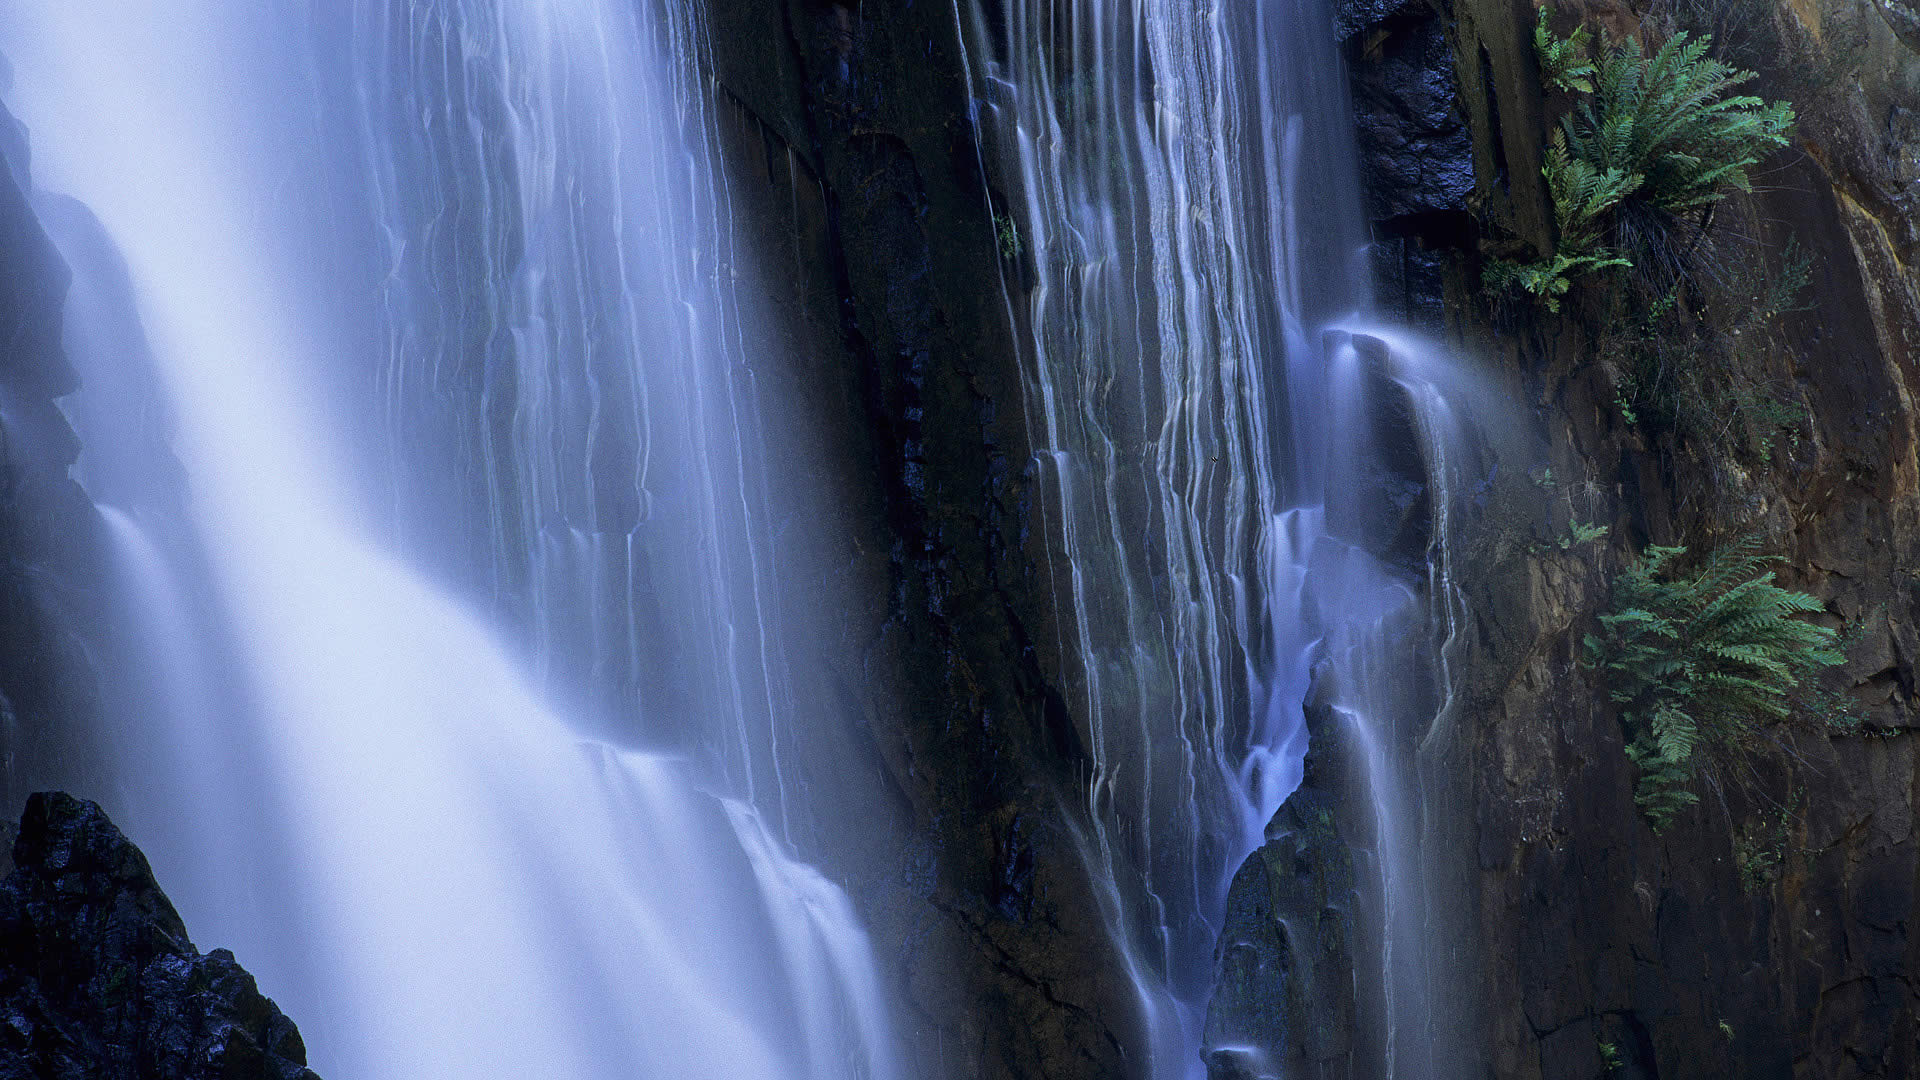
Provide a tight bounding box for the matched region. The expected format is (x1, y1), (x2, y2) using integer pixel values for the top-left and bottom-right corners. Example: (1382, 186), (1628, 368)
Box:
(698, 6), (1137, 1079)
(1411, 0), (1920, 1076)
(0, 93), (112, 817)
(1203, 786), (1360, 1080)
(1340, 0), (1476, 328)
(0, 792), (319, 1080)
(1881, 0), (1920, 51)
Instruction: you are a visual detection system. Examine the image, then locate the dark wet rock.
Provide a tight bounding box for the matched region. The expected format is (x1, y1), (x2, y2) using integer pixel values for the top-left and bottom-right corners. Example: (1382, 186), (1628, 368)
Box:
(1335, 0), (1427, 43)
(1322, 331), (1434, 578)
(1202, 786), (1360, 1080)
(1880, 0), (1920, 52)
(1342, 0), (1476, 327)
(1346, 5), (1474, 225)
(1203, 676), (1378, 1080)
(0, 109), (72, 403)
(0, 792), (318, 1080)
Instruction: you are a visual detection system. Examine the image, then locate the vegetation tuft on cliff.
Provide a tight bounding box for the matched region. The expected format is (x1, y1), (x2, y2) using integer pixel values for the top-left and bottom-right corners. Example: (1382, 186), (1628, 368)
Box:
(1487, 10), (1794, 307)
(1584, 538), (1845, 831)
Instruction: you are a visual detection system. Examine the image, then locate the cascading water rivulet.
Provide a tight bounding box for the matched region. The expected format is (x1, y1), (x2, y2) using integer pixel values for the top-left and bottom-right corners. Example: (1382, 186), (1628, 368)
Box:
(966, 1), (1479, 1076)
(4, 2), (896, 1079)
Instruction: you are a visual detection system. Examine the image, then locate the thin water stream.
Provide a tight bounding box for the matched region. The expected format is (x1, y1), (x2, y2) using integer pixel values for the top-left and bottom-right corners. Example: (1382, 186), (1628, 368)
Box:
(968, 2), (1478, 1076)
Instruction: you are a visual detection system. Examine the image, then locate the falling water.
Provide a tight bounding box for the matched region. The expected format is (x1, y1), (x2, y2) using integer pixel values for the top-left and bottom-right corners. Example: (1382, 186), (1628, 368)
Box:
(4, 2), (896, 1079)
(969, 1), (1480, 1076)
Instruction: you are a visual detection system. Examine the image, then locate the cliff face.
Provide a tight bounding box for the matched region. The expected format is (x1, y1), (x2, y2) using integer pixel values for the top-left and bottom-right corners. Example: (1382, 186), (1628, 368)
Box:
(1362, 0), (1920, 1074)
(0, 91), (111, 823)
(4, 3), (1915, 1078)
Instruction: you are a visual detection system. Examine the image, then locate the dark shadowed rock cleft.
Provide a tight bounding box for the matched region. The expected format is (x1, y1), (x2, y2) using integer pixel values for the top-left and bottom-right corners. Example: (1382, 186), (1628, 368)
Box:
(0, 791), (318, 1080)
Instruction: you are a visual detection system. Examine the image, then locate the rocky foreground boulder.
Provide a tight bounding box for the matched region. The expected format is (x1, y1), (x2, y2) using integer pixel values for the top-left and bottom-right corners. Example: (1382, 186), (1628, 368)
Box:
(0, 791), (318, 1080)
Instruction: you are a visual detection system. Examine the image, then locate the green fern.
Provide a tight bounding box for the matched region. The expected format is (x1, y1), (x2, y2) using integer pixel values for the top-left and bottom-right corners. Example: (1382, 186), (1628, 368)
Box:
(1559, 32), (1794, 215)
(1507, 12), (1796, 310)
(995, 212), (1023, 260)
(1545, 131), (1644, 251)
(1484, 250), (1631, 311)
(1536, 7), (1598, 93)
(1584, 538), (1842, 832)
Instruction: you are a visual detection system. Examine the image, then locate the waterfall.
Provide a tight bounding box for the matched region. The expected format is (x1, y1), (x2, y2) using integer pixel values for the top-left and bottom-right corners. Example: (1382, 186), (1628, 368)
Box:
(969, 2), (1479, 1076)
(3, 0), (1516, 1072)
(4, 2), (896, 1079)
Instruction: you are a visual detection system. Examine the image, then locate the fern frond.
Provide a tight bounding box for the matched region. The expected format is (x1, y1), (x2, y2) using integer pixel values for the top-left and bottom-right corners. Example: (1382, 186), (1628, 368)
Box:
(1527, 8), (1796, 301)
(1589, 539), (1843, 833)
(1536, 7), (1598, 93)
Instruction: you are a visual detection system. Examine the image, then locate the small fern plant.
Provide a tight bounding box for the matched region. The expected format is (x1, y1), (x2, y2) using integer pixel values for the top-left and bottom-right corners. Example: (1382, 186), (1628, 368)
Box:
(1558, 31), (1794, 216)
(1535, 8), (1597, 93)
(1545, 134), (1642, 251)
(1494, 12), (1796, 310)
(1485, 251), (1630, 311)
(1584, 539), (1842, 832)
(1483, 134), (1638, 309)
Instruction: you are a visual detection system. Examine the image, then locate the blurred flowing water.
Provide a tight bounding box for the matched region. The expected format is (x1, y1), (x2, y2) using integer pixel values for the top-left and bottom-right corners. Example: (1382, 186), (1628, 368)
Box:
(965, 2), (1480, 1076)
(3, 0), (1504, 1073)
(4, 2), (896, 1079)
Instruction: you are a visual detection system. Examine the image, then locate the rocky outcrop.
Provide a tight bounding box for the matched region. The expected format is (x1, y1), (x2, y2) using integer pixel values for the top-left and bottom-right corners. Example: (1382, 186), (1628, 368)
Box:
(1203, 708), (1363, 1080)
(0, 791), (319, 1080)
(1341, 0), (1479, 328)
